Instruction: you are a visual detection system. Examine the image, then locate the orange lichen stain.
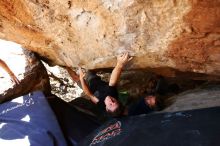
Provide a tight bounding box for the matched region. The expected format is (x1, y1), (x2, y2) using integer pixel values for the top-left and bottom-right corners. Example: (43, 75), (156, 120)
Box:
(166, 0), (220, 73)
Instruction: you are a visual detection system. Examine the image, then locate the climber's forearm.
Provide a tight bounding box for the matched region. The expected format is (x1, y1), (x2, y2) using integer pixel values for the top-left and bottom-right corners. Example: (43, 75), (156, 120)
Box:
(79, 77), (99, 104)
(109, 63), (123, 86)
(65, 67), (80, 82)
(109, 52), (132, 86)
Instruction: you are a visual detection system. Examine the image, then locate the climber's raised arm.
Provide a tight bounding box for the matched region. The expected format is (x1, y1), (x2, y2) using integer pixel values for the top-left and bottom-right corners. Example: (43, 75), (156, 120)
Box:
(109, 52), (133, 87)
(65, 66), (99, 103)
(65, 67), (80, 82)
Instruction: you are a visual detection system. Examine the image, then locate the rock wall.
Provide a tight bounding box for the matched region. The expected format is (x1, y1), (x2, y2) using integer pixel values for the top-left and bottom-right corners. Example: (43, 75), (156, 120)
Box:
(0, 0), (219, 76)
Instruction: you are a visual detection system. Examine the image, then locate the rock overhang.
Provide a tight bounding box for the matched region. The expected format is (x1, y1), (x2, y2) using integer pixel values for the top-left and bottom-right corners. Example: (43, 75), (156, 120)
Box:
(0, 0), (219, 77)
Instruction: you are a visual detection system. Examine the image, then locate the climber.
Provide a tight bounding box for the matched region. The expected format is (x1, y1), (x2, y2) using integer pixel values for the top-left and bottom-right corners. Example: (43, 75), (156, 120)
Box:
(0, 59), (20, 84)
(66, 52), (132, 117)
(123, 75), (180, 116)
(123, 94), (158, 116)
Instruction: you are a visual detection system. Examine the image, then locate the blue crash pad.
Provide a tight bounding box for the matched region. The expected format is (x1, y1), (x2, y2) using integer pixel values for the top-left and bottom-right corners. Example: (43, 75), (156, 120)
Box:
(0, 91), (67, 146)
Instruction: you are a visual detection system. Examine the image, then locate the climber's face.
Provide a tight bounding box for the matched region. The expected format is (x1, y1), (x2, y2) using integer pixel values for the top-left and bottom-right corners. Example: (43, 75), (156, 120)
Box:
(145, 95), (156, 108)
(104, 96), (119, 113)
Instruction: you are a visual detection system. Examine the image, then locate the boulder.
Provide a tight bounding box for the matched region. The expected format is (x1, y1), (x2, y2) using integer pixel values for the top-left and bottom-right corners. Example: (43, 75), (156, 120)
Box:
(162, 83), (220, 112)
(0, 0), (219, 77)
(0, 40), (50, 103)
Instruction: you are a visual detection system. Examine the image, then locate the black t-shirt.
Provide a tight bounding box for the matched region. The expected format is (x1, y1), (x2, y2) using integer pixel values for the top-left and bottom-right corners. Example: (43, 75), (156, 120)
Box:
(86, 72), (118, 111)
(128, 98), (154, 116)
(95, 85), (118, 110)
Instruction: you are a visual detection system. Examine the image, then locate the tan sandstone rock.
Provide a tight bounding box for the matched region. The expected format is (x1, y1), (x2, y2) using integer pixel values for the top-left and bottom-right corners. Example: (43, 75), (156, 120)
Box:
(0, 0), (219, 77)
(0, 40), (50, 103)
